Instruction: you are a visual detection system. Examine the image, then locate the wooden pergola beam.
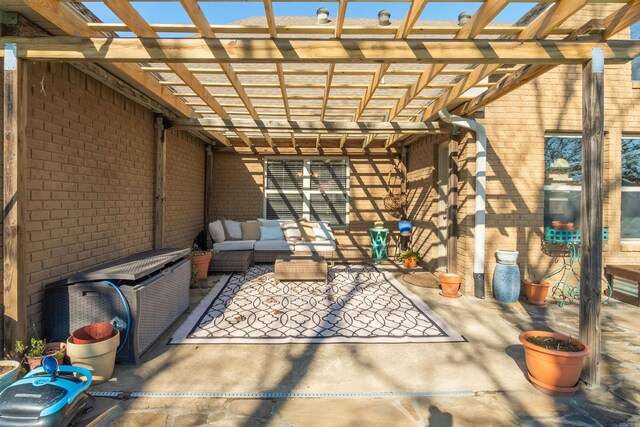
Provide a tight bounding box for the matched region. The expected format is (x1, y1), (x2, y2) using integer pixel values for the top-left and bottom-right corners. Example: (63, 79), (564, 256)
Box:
(3, 44), (27, 351)
(172, 118), (446, 134)
(3, 37), (638, 64)
(86, 22), (605, 36)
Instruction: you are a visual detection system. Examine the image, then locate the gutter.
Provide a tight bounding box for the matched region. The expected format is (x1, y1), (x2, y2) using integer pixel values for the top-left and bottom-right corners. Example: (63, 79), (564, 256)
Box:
(438, 109), (487, 299)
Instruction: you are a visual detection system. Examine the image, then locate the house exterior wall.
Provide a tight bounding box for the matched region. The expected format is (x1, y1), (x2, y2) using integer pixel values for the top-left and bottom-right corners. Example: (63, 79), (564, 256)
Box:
(1, 62), (205, 337)
(209, 151), (402, 257)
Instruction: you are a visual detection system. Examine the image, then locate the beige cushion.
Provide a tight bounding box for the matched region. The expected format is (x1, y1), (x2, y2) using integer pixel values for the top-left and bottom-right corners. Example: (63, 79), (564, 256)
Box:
(281, 221), (302, 242)
(224, 219), (243, 240)
(241, 221), (261, 240)
(296, 220), (316, 242)
(209, 220), (226, 244)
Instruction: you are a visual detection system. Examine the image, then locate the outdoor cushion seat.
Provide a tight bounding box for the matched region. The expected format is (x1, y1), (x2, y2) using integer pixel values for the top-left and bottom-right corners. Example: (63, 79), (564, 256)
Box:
(213, 240), (256, 251)
(253, 240), (295, 251)
(294, 241), (336, 252)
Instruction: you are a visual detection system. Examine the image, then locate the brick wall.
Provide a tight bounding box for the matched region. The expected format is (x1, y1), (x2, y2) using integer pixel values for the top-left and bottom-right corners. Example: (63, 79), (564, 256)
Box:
(209, 152), (402, 256)
(12, 62), (205, 336)
(164, 129), (205, 248)
(460, 4), (640, 295)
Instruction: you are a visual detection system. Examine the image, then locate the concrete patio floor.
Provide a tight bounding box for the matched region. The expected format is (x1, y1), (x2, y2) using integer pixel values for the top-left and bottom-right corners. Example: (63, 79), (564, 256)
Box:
(85, 267), (640, 426)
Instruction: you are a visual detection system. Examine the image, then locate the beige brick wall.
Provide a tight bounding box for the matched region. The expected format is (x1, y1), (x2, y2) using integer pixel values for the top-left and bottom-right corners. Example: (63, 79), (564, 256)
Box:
(164, 129), (205, 248)
(14, 62), (205, 336)
(209, 152), (402, 255)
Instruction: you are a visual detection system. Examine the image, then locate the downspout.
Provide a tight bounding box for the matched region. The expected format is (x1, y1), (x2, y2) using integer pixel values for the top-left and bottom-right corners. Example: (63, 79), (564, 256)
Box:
(438, 109), (486, 299)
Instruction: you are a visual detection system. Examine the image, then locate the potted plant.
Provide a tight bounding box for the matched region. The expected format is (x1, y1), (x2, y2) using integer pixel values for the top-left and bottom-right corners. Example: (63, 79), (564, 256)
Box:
(15, 338), (66, 371)
(190, 244), (212, 280)
(519, 330), (589, 396)
(0, 360), (21, 391)
(523, 279), (550, 305)
(439, 273), (462, 297)
(399, 249), (421, 268)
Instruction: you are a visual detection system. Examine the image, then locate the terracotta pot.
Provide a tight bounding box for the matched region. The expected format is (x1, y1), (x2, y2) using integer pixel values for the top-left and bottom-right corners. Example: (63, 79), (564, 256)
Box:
(524, 280), (550, 305)
(404, 257), (418, 268)
(519, 330), (589, 395)
(72, 322), (114, 344)
(191, 253), (212, 280)
(440, 273), (462, 296)
(27, 342), (66, 371)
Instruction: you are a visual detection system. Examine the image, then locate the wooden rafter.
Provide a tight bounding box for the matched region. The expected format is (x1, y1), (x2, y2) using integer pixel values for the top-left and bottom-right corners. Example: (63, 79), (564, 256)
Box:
(180, 0), (274, 146)
(353, 0), (429, 121)
(416, 0), (590, 122)
(387, 0), (509, 122)
(101, 0), (254, 146)
(455, 1), (640, 116)
(141, 66), (516, 76)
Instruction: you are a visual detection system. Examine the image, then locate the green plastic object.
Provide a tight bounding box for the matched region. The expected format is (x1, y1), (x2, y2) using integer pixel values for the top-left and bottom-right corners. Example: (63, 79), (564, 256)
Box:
(369, 228), (389, 263)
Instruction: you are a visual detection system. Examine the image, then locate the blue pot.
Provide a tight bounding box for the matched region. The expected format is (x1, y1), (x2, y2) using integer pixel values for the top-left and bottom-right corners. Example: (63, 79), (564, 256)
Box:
(398, 220), (412, 234)
(493, 263), (521, 303)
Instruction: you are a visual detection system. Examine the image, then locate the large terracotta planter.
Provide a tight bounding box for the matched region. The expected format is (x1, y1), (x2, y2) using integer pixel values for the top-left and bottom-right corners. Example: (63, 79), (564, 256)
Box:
(524, 280), (550, 305)
(519, 330), (589, 396)
(191, 253), (212, 280)
(440, 273), (462, 297)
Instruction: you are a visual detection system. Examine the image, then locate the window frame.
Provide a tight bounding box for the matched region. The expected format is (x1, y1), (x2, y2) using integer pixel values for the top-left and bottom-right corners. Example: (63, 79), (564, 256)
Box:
(621, 136), (640, 243)
(543, 133), (583, 227)
(263, 156), (350, 227)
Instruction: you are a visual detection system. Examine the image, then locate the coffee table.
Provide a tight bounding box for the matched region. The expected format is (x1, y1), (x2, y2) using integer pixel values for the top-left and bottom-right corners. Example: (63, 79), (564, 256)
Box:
(274, 255), (328, 285)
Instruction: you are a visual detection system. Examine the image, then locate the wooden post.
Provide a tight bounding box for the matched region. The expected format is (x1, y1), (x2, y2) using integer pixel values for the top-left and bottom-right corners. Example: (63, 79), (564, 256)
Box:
(447, 137), (459, 274)
(154, 115), (166, 249)
(204, 145), (213, 248)
(580, 49), (604, 387)
(3, 43), (27, 351)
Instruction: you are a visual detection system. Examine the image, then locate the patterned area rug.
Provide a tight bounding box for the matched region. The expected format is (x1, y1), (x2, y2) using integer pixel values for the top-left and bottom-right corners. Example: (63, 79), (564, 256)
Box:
(171, 265), (464, 344)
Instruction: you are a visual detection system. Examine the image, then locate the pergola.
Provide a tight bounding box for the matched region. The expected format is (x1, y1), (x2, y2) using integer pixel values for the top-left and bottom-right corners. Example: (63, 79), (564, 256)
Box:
(2, 0), (640, 385)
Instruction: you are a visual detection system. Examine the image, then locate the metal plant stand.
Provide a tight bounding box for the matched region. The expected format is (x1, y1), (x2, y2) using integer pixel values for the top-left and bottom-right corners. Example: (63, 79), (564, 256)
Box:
(542, 227), (612, 307)
(369, 228), (389, 263)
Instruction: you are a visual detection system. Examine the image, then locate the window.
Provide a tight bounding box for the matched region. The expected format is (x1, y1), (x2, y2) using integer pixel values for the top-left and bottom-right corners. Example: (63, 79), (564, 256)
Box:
(633, 23), (639, 81)
(264, 158), (349, 226)
(622, 137), (640, 240)
(544, 135), (582, 227)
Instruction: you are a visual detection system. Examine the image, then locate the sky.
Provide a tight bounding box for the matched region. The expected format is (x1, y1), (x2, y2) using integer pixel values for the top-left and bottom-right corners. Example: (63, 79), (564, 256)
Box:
(84, 2), (541, 29)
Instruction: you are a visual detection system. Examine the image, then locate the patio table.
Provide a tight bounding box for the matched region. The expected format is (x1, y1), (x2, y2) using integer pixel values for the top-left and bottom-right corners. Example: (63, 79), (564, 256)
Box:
(369, 228), (389, 263)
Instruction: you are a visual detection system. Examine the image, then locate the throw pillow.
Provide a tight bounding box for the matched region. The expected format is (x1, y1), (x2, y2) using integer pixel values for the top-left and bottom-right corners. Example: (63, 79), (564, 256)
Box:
(209, 220), (226, 244)
(241, 221), (261, 240)
(224, 219), (243, 240)
(314, 222), (335, 241)
(281, 221), (302, 242)
(297, 220), (316, 242)
(260, 226), (285, 241)
(258, 218), (282, 227)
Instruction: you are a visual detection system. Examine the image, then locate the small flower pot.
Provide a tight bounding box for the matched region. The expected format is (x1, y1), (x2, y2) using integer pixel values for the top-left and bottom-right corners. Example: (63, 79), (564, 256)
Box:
(72, 322), (115, 344)
(190, 253), (212, 280)
(524, 280), (550, 305)
(27, 342), (66, 371)
(440, 273), (462, 297)
(403, 257), (418, 268)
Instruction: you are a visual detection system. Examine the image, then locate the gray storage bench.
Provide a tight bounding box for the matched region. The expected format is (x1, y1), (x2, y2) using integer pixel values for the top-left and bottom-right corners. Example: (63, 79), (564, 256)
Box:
(44, 248), (190, 364)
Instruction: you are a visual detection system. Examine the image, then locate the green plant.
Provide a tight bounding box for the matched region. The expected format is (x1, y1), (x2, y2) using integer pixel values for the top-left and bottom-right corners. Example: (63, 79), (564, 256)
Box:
(399, 249), (422, 262)
(15, 338), (63, 360)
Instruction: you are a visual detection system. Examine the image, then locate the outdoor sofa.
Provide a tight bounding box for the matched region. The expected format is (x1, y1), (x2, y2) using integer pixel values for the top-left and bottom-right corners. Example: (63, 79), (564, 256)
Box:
(208, 218), (337, 263)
